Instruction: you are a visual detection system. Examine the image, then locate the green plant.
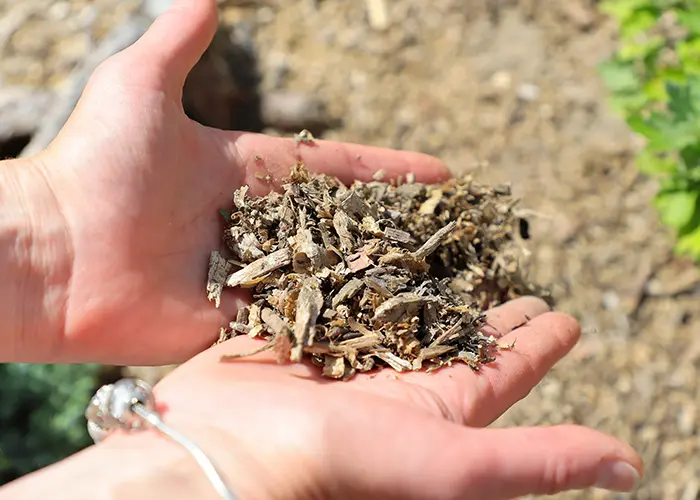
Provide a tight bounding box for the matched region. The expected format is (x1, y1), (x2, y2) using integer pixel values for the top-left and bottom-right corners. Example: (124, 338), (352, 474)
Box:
(600, 0), (700, 260)
(0, 363), (102, 485)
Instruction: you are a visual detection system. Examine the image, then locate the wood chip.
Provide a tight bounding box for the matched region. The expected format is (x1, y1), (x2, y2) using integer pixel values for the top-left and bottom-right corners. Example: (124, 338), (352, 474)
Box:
(332, 278), (364, 308)
(261, 307), (292, 337)
(383, 227), (414, 244)
(206, 251), (234, 308)
(412, 221), (457, 260)
(291, 278), (324, 362)
(226, 248), (292, 287)
(374, 351), (412, 371)
(372, 293), (424, 323)
(210, 164), (543, 378)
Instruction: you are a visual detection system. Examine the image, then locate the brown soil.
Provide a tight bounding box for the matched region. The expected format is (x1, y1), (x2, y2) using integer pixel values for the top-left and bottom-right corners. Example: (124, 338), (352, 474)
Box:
(3, 0), (699, 498)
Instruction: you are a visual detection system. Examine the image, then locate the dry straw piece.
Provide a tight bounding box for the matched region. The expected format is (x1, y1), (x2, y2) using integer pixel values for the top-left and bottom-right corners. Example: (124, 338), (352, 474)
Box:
(207, 163), (545, 379)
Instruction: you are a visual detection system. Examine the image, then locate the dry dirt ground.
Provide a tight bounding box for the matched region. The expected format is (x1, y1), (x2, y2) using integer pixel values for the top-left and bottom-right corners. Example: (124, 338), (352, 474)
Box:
(2, 0), (700, 498)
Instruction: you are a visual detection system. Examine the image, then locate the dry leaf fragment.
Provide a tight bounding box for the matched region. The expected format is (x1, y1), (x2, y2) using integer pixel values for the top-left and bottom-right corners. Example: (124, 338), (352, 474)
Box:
(229, 322), (250, 335)
(227, 227), (265, 261)
(419, 189), (443, 215)
(361, 216), (383, 236)
(233, 185), (249, 209)
(248, 324), (265, 338)
(294, 129), (315, 147)
(340, 191), (369, 217)
(429, 318), (465, 347)
(226, 248), (293, 287)
(323, 356), (346, 378)
(333, 210), (357, 251)
(364, 276), (393, 298)
(293, 227), (323, 273)
(347, 251), (374, 273)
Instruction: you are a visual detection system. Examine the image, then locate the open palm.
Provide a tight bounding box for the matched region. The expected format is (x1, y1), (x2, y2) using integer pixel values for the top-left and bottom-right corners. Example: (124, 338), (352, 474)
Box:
(137, 297), (640, 499)
(34, 0), (449, 364)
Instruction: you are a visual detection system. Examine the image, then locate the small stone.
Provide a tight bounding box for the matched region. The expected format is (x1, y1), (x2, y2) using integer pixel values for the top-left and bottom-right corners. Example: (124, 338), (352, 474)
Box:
(490, 71), (512, 90)
(516, 82), (540, 102)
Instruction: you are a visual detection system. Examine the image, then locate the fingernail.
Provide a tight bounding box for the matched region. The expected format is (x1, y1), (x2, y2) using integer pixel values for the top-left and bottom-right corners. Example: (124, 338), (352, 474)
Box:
(595, 461), (640, 492)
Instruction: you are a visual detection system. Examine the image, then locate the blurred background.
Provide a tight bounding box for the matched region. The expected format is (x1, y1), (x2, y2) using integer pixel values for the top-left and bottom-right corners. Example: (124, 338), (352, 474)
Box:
(1, 0), (699, 498)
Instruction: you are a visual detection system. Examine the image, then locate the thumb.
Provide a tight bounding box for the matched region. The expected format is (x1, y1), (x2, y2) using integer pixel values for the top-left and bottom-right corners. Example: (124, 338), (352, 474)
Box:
(121, 0), (218, 98)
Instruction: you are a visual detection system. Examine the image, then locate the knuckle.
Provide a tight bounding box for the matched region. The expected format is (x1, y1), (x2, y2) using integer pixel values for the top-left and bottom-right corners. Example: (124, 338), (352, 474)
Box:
(538, 457), (575, 495)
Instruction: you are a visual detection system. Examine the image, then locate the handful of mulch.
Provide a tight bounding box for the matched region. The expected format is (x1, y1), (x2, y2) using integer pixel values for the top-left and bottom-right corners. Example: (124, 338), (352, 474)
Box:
(206, 163), (544, 379)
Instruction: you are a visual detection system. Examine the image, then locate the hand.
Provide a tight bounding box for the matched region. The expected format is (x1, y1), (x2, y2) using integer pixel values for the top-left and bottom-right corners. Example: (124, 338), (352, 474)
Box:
(153, 298), (642, 498)
(13, 0), (449, 364)
(0, 297), (642, 499)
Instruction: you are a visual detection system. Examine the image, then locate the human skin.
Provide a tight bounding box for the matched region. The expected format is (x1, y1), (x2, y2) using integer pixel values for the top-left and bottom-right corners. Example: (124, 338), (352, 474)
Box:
(0, 4), (452, 365)
(0, 299), (643, 499)
(0, 0), (644, 497)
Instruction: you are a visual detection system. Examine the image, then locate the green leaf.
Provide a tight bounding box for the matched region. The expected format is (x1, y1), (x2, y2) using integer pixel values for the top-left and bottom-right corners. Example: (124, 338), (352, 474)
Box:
(619, 35), (665, 61)
(678, 38), (700, 74)
(620, 9), (659, 38)
(676, 224), (700, 260)
(219, 209), (232, 222)
(655, 189), (698, 229)
(627, 113), (659, 136)
(602, 1), (700, 263)
(680, 144), (700, 173)
(677, 10), (700, 35)
(640, 109), (700, 152)
(667, 80), (698, 120)
(643, 76), (669, 102)
(636, 148), (679, 175)
(600, 0), (655, 24)
(599, 61), (641, 93)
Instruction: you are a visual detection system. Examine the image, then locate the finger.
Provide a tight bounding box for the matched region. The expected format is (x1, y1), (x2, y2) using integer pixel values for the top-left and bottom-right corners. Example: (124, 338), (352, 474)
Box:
(216, 130), (452, 191)
(461, 310), (581, 426)
(481, 295), (551, 338)
(332, 413), (642, 499)
(121, 0), (218, 98)
(352, 310), (580, 428)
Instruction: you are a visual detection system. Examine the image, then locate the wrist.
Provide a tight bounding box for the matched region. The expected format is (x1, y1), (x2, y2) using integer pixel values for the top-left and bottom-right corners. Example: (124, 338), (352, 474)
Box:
(0, 423), (259, 500)
(0, 155), (73, 362)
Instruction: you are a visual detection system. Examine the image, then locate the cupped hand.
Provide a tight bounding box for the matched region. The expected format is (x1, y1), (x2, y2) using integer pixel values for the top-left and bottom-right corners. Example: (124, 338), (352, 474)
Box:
(114, 297), (642, 499)
(26, 0), (449, 364)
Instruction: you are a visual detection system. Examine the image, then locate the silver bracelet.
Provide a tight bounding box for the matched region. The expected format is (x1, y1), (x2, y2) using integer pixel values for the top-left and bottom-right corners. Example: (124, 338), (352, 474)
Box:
(85, 378), (237, 500)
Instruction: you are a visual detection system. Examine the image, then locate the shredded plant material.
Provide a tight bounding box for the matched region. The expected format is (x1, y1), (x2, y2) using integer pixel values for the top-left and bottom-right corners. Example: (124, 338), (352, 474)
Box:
(207, 163), (546, 379)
